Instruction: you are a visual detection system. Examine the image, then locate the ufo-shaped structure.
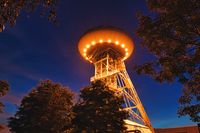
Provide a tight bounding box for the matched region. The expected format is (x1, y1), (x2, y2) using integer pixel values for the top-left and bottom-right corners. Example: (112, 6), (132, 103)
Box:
(78, 26), (154, 133)
(78, 26), (134, 62)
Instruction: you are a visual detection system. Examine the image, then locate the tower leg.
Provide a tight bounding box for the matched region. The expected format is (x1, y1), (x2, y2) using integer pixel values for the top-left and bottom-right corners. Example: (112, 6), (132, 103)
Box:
(91, 56), (155, 133)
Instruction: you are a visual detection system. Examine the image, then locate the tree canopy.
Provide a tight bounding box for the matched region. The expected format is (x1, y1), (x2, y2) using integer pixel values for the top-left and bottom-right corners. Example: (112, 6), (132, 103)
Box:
(135, 0), (200, 122)
(0, 80), (9, 113)
(72, 80), (128, 133)
(8, 80), (74, 133)
(0, 0), (59, 32)
(0, 80), (9, 130)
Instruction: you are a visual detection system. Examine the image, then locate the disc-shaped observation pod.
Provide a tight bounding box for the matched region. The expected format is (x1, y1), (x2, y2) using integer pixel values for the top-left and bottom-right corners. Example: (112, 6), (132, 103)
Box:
(78, 26), (134, 63)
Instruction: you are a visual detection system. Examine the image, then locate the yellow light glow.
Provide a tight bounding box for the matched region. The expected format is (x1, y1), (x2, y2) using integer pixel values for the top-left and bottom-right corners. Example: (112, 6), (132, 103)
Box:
(108, 39), (112, 43)
(92, 41), (96, 45)
(99, 39), (103, 43)
(121, 44), (125, 48)
(86, 57), (89, 60)
(83, 49), (87, 52)
(90, 60), (92, 63)
(125, 48), (128, 51)
(86, 44), (90, 48)
(83, 53), (86, 56)
(115, 41), (119, 45)
(126, 52), (129, 55)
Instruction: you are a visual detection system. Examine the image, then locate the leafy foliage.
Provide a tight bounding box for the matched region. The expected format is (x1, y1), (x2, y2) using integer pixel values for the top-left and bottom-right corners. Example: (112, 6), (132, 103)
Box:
(8, 80), (74, 133)
(0, 0), (59, 32)
(72, 80), (128, 133)
(135, 0), (200, 122)
(0, 80), (9, 113)
(0, 80), (9, 130)
(0, 125), (4, 130)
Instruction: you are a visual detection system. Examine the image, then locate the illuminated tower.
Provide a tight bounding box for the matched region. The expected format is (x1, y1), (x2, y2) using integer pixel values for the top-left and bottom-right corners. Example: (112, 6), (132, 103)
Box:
(78, 27), (154, 133)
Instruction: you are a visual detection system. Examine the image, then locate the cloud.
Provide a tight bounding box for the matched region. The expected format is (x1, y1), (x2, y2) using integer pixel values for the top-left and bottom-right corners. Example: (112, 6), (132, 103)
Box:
(0, 42), (46, 82)
(152, 116), (195, 128)
(2, 63), (44, 81)
(0, 93), (25, 124)
(1, 93), (24, 105)
(0, 53), (45, 81)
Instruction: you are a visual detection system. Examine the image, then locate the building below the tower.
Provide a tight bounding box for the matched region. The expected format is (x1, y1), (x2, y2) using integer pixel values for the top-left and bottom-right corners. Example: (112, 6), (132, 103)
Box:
(125, 123), (199, 133)
(155, 125), (199, 133)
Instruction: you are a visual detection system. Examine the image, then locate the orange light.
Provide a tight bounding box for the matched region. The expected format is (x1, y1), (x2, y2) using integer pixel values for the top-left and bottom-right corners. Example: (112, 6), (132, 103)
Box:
(108, 39), (111, 43)
(86, 44), (90, 48)
(126, 52), (129, 55)
(115, 41), (119, 45)
(86, 57), (89, 60)
(83, 49), (87, 52)
(121, 44), (125, 48)
(99, 39), (103, 43)
(83, 53), (86, 56)
(125, 48), (128, 51)
(92, 41), (96, 45)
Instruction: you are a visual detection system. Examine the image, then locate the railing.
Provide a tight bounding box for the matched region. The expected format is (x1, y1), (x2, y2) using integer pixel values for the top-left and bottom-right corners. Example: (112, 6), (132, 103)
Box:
(90, 69), (119, 81)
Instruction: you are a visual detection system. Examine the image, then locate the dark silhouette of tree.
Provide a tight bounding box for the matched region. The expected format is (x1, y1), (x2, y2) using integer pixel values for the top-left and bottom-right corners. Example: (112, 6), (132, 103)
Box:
(0, 125), (4, 131)
(0, 0), (59, 32)
(0, 80), (9, 113)
(0, 80), (9, 130)
(72, 80), (128, 133)
(135, 0), (200, 122)
(8, 80), (74, 133)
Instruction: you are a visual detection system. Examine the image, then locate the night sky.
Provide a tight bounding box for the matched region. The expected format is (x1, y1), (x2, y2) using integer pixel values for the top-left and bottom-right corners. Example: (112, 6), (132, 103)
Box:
(0, 0), (196, 130)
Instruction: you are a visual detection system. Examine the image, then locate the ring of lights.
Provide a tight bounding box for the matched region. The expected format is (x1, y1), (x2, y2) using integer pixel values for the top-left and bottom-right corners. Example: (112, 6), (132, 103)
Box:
(78, 27), (134, 62)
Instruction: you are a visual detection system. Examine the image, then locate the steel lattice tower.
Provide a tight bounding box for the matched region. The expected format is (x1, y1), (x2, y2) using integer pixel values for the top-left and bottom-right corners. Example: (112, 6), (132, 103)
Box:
(78, 27), (155, 133)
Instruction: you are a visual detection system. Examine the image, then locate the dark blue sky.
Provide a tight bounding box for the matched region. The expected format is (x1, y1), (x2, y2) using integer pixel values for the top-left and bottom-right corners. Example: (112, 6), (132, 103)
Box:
(0, 0), (196, 128)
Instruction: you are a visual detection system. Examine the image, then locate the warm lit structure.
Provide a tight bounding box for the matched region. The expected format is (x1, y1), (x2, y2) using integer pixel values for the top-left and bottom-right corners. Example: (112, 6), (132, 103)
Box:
(78, 26), (155, 133)
(155, 125), (199, 133)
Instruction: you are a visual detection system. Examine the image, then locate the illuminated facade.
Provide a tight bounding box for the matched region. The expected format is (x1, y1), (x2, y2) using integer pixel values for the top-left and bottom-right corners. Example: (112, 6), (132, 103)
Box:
(78, 26), (155, 133)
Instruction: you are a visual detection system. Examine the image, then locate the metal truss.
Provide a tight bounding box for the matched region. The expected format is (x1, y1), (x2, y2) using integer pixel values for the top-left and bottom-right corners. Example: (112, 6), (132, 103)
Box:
(90, 54), (154, 133)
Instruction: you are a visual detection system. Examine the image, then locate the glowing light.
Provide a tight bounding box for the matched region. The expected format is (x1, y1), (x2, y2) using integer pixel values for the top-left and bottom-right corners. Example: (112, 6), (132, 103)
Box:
(115, 41), (119, 45)
(90, 60), (93, 63)
(108, 39), (112, 43)
(83, 49), (87, 52)
(99, 39), (103, 43)
(121, 44), (125, 48)
(92, 41), (96, 45)
(125, 48), (128, 52)
(86, 57), (89, 60)
(126, 52), (129, 56)
(83, 53), (86, 56)
(86, 44), (90, 48)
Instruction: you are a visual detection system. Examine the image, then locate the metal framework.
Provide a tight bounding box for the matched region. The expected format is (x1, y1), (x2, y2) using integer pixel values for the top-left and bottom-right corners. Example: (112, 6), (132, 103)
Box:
(78, 26), (154, 133)
(90, 52), (154, 133)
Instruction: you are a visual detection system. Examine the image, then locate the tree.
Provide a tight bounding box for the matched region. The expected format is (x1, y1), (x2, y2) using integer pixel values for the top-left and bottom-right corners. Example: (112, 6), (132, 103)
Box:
(72, 80), (128, 133)
(135, 0), (200, 122)
(0, 80), (9, 113)
(8, 80), (74, 133)
(0, 80), (9, 130)
(0, 0), (59, 32)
